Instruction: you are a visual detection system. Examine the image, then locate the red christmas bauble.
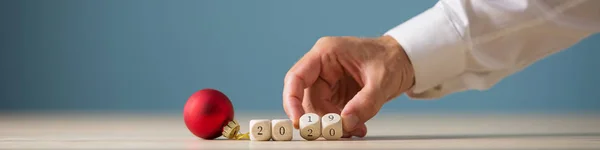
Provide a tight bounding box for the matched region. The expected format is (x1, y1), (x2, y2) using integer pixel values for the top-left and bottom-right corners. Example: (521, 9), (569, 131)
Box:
(183, 88), (234, 140)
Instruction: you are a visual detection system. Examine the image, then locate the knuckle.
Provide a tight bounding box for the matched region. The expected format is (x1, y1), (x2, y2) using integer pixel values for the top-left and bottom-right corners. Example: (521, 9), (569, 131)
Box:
(315, 36), (343, 53)
(316, 36), (336, 44)
(284, 71), (293, 83)
(286, 73), (306, 87)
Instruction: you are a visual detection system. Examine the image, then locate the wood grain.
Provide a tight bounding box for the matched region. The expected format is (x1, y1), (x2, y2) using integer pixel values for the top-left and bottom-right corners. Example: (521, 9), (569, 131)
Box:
(1, 112), (599, 149)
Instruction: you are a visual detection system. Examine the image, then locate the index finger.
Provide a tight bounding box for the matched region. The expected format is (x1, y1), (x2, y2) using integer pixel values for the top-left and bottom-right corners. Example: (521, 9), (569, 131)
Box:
(283, 51), (321, 128)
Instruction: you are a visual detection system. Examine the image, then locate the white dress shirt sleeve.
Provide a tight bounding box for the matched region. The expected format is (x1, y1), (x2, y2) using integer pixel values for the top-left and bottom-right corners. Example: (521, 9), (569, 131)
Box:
(385, 0), (600, 99)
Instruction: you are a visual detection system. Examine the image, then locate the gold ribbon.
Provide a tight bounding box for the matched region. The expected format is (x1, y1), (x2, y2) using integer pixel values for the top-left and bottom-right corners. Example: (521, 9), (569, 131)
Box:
(222, 120), (249, 140)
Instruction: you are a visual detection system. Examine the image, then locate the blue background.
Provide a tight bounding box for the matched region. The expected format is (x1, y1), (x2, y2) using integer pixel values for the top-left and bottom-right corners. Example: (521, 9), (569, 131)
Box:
(1, 0), (599, 114)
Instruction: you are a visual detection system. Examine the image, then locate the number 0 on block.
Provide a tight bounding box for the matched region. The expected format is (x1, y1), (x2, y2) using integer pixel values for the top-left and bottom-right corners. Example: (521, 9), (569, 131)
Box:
(271, 119), (293, 141)
(321, 113), (343, 140)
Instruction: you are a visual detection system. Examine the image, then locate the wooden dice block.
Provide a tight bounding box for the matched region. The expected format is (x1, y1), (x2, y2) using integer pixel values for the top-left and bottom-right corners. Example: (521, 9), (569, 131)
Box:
(249, 119), (271, 141)
(321, 113), (343, 140)
(299, 113), (321, 140)
(271, 119), (293, 141)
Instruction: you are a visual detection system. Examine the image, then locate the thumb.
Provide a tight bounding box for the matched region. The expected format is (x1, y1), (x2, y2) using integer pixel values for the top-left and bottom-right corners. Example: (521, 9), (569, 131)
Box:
(340, 86), (385, 132)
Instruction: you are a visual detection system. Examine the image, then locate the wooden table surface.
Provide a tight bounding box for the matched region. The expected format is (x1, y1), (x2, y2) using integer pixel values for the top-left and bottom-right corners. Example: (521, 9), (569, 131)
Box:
(1, 112), (599, 149)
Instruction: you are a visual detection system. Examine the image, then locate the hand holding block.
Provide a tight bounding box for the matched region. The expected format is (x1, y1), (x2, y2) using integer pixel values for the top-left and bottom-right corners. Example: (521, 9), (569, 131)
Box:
(321, 113), (343, 140)
(249, 119), (271, 141)
(271, 119), (293, 141)
(299, 113), (321, 140)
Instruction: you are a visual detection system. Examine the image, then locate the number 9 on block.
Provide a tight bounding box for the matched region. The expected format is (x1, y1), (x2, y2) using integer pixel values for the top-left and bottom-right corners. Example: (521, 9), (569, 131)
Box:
(321, 113), (343, 140)
(299, 113), (321, 140)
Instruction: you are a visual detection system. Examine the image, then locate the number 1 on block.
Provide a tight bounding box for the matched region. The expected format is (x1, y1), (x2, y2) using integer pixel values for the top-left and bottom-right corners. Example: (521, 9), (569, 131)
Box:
(299, 113), (321, 140)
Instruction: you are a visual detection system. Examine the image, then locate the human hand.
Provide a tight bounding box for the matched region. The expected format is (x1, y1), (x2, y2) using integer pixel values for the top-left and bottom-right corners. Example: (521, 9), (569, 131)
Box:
(282, 36), (415, 138)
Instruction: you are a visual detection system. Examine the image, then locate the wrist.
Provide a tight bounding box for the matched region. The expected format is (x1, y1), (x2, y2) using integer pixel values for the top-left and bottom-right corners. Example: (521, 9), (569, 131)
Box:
(378, 35), (416, 92)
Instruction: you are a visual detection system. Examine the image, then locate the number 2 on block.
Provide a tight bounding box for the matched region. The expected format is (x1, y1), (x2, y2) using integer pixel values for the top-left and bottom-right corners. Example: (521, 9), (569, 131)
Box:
(257, 126), (263, 135)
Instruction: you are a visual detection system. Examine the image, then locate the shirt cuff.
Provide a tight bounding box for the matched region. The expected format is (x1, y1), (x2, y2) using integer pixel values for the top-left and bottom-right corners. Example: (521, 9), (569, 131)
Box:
(384, 3), (468, 98)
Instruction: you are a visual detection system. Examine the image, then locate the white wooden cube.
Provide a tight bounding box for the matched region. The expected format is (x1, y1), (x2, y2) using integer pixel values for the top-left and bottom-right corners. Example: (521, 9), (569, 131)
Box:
(271, 119), (293, 141)
(249, 119), (271, 141)
(321, 113), (343, 140)
(299, 113), (321, 140)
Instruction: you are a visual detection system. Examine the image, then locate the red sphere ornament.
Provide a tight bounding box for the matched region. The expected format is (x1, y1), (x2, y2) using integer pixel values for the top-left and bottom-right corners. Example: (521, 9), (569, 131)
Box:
(183, 88), (235, 140)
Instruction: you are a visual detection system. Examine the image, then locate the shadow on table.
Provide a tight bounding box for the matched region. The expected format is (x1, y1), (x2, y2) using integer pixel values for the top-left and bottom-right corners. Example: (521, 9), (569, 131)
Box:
(361, 132), (600, 141)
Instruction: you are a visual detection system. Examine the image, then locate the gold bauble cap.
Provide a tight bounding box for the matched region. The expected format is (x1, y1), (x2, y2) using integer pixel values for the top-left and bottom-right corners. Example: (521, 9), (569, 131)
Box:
(222, 120), (249, 140)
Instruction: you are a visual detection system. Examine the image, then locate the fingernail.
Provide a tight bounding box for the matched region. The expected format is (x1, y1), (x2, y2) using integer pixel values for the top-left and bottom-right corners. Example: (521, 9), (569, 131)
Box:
(293, 122), (299, 129)
(343, 114), (359, 131)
